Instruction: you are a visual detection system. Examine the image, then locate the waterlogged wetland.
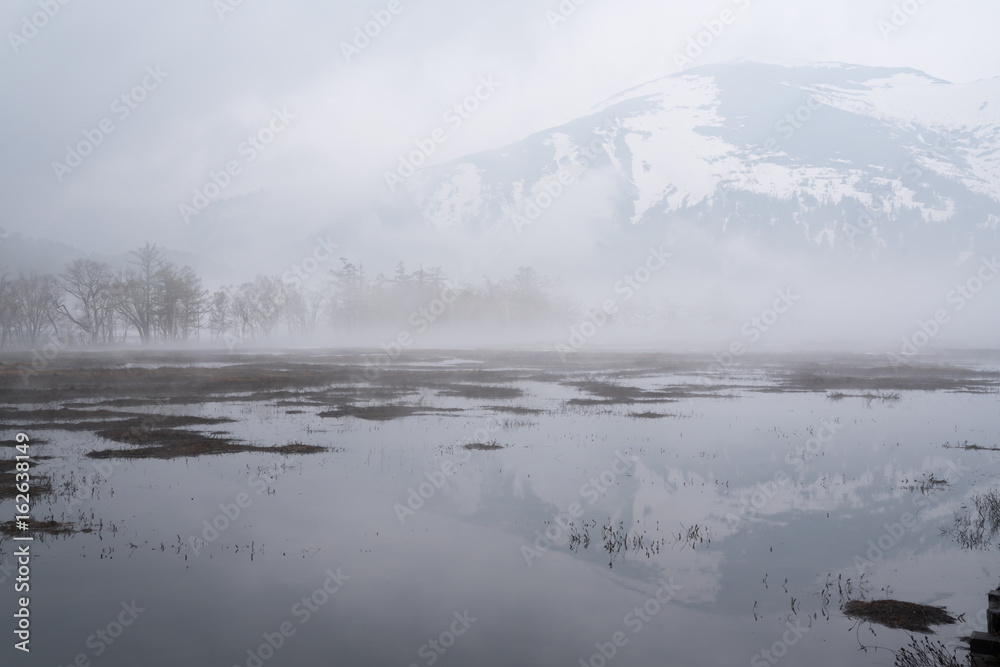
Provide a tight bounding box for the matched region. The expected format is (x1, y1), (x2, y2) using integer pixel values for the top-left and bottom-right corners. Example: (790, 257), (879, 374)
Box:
(1, 350), (999, 666)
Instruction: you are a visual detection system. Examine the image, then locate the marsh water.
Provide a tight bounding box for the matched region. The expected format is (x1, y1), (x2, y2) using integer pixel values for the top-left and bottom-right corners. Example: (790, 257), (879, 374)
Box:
(1, 351), (999, 666)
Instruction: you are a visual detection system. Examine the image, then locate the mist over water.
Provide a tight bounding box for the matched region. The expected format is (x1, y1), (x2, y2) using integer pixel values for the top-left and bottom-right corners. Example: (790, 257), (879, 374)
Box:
(2, 2), (999, 667)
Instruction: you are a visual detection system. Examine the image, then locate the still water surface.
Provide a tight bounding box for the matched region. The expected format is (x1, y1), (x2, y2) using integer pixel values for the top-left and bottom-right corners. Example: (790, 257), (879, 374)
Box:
(2, 355), (998, 666)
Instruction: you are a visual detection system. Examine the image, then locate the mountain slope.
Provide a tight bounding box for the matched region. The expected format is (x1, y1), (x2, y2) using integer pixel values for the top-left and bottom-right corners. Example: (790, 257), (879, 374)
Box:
(400, 61), (1000, 260)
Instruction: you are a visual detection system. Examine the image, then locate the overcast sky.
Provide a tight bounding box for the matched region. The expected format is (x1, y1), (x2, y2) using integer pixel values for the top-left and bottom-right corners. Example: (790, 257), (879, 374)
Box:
(3, 0), (999, 261)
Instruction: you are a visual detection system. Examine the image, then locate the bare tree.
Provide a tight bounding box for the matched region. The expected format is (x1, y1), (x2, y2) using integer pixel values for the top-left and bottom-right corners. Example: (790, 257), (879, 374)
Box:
(0, 270), (16, 346)
(114, 243), (163, 343)
(176, 265), (207, 341)
(250, 275), (283, 338)
(504, 266), (548, 325)
(300, 289), (327, 337)
(328, 259), (368, 330)
(229, 282), (257, 339)
(283, 285), (327, 337)
(207, 288), (231, 341)
(0, 247), (571, 348)
(60, 259), (114, 344)
(13, 274), (62, 346)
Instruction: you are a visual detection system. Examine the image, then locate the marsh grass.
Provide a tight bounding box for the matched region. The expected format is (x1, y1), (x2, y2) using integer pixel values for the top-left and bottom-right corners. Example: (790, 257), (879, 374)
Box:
(864, 390), (902, 401)
(844, 599), (957, 634)
(486, 405), (544, 415)
(0, 457), (54, 499)
(318, 404), (460, 421)
(943, 440), (1000, 452)
(88, 430), (327, 460)
(894, 636), (965, 667)
(942, 488), (1000, 550)
(436, 384), (523, 399)
(463, 440), (505, 451)
(902, 474), (950, 494)
(0, 519), (89, 537)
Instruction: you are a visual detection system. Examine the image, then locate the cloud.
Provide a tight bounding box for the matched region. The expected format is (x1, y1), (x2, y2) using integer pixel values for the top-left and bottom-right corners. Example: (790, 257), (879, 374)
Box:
(1, 0), (997, 258)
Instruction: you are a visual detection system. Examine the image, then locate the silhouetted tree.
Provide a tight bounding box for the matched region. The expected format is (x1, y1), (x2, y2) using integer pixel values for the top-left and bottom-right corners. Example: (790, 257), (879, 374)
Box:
(60, 259), (114, 344)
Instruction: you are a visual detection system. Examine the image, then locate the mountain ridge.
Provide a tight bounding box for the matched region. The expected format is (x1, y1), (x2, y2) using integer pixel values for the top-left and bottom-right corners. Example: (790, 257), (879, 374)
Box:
(395, 60), (1000, 262)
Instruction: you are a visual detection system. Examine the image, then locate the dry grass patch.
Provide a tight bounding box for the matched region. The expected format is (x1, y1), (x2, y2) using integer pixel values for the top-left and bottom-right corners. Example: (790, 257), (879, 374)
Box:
(88, 430), (327, 460)
(463, 440), (505, 451)
(0, 519), (88, 537)
(844, 599), (957, 634)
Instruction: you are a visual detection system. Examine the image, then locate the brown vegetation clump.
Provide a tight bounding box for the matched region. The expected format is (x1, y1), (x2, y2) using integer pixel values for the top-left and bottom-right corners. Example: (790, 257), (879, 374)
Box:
(436, 384), (523, 399)
(463, 440), (505, 451)
(843, 599), (957, 634)
(87, 430), (327, 460)
(0, 458), (54, 500)
(318, 404), (460, 421)
(0, 519), (87, 537)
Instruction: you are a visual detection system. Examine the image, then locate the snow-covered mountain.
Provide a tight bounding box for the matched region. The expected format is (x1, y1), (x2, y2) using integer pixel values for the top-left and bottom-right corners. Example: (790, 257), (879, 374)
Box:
(398, 60), (1000, 261)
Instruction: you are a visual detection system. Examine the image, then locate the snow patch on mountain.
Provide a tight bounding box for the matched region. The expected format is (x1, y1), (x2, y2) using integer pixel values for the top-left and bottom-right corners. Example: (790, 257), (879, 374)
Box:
(399, 61), (1000, 259)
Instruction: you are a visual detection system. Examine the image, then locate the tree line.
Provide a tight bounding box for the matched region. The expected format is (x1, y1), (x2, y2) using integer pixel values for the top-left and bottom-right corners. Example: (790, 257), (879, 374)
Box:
(0, 243), (572, 349)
